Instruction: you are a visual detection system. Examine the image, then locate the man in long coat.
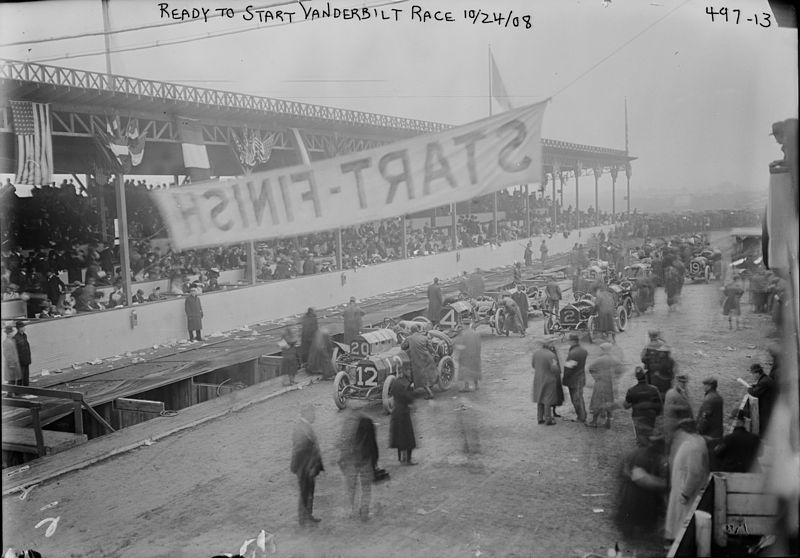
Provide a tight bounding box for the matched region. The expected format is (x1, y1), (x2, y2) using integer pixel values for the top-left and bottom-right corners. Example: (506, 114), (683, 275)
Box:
(338, 409), (379, 521)
(664, 373), (693, 448)
(427, 278), (443, 325)
(308, 327), (335, 379)
(291, 405), (324, 526)
(510, 288), (529, 330)
(696, 377), (724, 440)
(401, 325), (436, 399)
(594, 287), (617, 342)
(624, 367), (663, 444)
(665, 419), (709, 544)
(664, 265), (681, 311)
(300, 307), (318, 366)
(563, 333), (588, 423)
(13, 321), (31, 386)
(342, 297), (365, 346)
(531, 340), (561, 425)
(184, 288), (204, 342)
(389, 370), (417, 463)
(588, 343), (622, 428)
(454, 327), (482, 392)
(2, 325), (22, 386)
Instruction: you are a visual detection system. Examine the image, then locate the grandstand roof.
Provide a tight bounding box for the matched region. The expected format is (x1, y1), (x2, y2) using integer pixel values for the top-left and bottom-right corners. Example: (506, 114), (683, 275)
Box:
(0, 59), (635, 177)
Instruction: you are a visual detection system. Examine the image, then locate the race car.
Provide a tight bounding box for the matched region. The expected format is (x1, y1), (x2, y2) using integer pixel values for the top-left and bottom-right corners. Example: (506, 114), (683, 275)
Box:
(332, 328), (455, 412)
(686, 255), (712, 283)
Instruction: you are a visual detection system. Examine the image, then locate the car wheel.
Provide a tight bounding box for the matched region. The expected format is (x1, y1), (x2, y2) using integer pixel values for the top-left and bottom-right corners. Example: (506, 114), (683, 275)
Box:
(616, 306), (628, 332)
(333, 371), (350, 410)
(587, 315), (596, 343)
(624, 297), (634, 318)
(437, 356), (455, 391)
(382, 374), (395, 414)
(494, 308), (505, 336)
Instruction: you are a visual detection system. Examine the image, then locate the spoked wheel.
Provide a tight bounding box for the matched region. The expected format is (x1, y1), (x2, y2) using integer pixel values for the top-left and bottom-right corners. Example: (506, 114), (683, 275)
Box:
(382, 374), (395, 414)
(333, 371), (350, 410)
(494, 308), (506, 336)
(616, 306), (628, 332)
(704, 266), (710, 284)
(624, 297), (634, 318)
(544, 315), (555, 335)
(437, 356), (455, 391)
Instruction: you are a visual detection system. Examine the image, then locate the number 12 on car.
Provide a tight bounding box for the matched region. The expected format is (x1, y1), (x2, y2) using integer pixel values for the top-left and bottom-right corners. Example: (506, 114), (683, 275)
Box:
(355, 364), (378, 387)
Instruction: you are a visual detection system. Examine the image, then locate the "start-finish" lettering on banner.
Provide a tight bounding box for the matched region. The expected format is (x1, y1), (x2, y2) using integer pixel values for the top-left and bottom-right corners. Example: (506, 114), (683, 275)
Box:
(150, 100), (548, 250)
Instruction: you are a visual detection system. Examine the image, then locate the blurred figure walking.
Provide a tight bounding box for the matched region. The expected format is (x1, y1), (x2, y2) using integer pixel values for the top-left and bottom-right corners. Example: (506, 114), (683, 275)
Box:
(290, 405), (324, 526)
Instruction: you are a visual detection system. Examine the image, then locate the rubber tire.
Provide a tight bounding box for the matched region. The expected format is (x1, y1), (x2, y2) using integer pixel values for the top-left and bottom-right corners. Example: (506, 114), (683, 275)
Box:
(624, 297), (634, 318)
(437, 356), (455, 391)
(333, 370), (350, 410)
(412, 316), (432, 326)
(704, 266), (710, 284)
(616, 306), (628, 332)
(382, 374), (395, 414)
(587, 315), (596, 343)
(544, 315), (554, 335)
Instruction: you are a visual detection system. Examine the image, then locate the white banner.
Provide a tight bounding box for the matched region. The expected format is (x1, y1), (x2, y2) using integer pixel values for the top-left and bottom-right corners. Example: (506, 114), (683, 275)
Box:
(151, 100), (548, 250)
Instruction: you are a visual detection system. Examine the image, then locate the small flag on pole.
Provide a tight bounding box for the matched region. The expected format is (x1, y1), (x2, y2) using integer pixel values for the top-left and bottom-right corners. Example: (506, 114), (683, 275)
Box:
(490, 52), (514, 112)
(11, 100), (53, 185)
(177, 115), (211, 182)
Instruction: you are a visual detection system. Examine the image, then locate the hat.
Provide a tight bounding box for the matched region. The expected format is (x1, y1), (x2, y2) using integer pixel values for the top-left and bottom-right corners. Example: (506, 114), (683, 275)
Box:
(349, 296), (357, 303)
(568, 332), (580, 342)
(599, 342), (613, 353)
(676, 373), (689, 382)
(749, 363), (764, 374)
(648, 329), (661, 339)
(702, 377), (718, 388)
(15, 320), (26, 329)
(635, 367), (647, 381)
(732, 416), (746, 428)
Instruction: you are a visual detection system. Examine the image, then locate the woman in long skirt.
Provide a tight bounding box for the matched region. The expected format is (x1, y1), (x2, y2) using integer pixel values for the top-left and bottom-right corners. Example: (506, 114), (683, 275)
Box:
(389, 372), (417, 465)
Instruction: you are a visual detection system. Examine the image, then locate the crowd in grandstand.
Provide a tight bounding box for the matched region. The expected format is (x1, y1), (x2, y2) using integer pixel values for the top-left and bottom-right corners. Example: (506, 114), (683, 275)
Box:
(0, 176), (763, 319)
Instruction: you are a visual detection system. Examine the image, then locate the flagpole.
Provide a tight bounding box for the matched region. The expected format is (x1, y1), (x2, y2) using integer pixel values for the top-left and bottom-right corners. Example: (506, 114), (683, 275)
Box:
(102, 0), (133, 307)
(489, 46), (498, 243)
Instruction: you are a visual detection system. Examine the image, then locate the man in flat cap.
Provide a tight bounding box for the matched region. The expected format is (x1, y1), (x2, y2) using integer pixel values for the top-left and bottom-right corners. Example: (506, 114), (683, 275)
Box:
(641, 330), (677, 401)
(624, 367), (663, 445)
(746, 363), (776, 436)
(562, 333), (588, 423)
(696, 377), (724, 440)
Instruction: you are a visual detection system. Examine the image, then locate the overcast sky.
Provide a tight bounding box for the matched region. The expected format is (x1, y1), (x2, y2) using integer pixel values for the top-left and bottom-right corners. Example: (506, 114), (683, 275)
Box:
(1, 0), (796, 212)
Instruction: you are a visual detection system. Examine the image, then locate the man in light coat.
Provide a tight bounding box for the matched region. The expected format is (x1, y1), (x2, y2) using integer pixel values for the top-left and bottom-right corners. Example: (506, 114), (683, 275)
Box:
(665, 419), (709, 545)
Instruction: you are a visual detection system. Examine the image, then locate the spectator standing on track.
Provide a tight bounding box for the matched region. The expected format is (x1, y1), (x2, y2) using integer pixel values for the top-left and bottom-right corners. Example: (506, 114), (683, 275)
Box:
(664, 419), (709, 547)
(300, 307), (318, 367)
(641, 331), (677, 401)
(467, 268), (486, 299)
(746, 363), (776, 436)
(624, 367), (663, 445)
(280, 326), (299, 385)
(540, 239), (548, 266)
(13, 321), (31, 387)
(2, 325), (22, 386)
(389, 368), (417, 464)
(308, 327), (335, 380)
(664, 265), (681, 312)
(531, 339), (561, 426)
(721, 275), (745, 330)
(593, 285), (617, 343)
(501, 295), (526, 337)
(401, 324), (436, 400)
(510, 287), (529, 331)
(427, 277), (443, 325)
(524, 241), (533, 267)
(290, 405), (324, 526)
(713, 414), (761, 473)
(614, 429), (668, 538)
(696, 377), (724, 441)
(454, 326), (482, 392)
(184, 287), (204, 342)
(342, 297), (365, 346)
(563, 333), (588, 424)
(544, 279), (562, 314)
(588, 343), (622, 429)
(338, 409), (378, 521)
(663, 373), (693, 448)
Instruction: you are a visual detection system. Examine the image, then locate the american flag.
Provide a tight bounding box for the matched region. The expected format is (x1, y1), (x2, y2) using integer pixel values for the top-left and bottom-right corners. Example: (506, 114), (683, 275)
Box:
(11, 100), (53, 185)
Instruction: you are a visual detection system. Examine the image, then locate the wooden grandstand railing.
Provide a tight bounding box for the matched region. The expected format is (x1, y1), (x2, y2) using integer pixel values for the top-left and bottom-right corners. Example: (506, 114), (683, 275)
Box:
(2, 384), (115, 436)
(0, 58), (449, 134)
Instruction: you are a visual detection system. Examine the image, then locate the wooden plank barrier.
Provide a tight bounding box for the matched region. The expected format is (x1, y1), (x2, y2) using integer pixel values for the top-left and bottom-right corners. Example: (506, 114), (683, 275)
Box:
(113, 398), (165, 414)
(2, 426), (88, 456)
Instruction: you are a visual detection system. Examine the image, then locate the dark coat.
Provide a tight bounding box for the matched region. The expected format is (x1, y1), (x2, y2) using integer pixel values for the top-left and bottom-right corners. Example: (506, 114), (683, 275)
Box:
(401, 332), (437, 388)
(46, 274), (65, 305)
(624, 381), (663, 425)
(696, 390), (724, 439)
(184, 295), (203, 330)
(290, 419), (324, 478)
(511, 290), (529, 323)
(14, 331), (31, 367)
(427, 283), (443, 323)
(342, 302), (365, 345)
(714, 427), (761, 472)
(281, 343), (299, 378)
(389, 376), (416, 450)
(531, 347), (560, 406)
(300, 312), (318, 363)
(563, 344), (588, 389)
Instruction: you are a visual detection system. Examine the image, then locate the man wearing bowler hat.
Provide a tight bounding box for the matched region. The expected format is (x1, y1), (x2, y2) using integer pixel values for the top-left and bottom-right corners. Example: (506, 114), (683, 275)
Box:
(696, 376), (724, 440)
(562, 333), (588, 423)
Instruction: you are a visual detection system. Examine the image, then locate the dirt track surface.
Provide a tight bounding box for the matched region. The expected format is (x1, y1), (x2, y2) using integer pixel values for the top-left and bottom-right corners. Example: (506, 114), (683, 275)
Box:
(2, 280), (776, 557)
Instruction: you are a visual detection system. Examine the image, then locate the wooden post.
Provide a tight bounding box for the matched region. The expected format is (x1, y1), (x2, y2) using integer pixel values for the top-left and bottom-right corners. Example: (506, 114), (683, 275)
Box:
(492, 191), (498, 241)
(713, 474), (728, 548)
(524, 184), (530, 238)
(31, 406), (44, 457)
(451, 204), (457, 251)
(336, 228), (343, 269)
(575, 163), (582, 232)
(611, 166), (619, 224)
(73, 400), (84, 436)
(114, 173), (132, 306)
(401, 217), (408, 259)
(694, 510), (712, 557)
(247, 241), (257, 285)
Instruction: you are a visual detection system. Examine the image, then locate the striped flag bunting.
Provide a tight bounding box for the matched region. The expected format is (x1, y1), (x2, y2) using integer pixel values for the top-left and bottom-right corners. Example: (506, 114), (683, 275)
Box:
(10, 100), (53, 185)
(176, 115), (210, 182)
